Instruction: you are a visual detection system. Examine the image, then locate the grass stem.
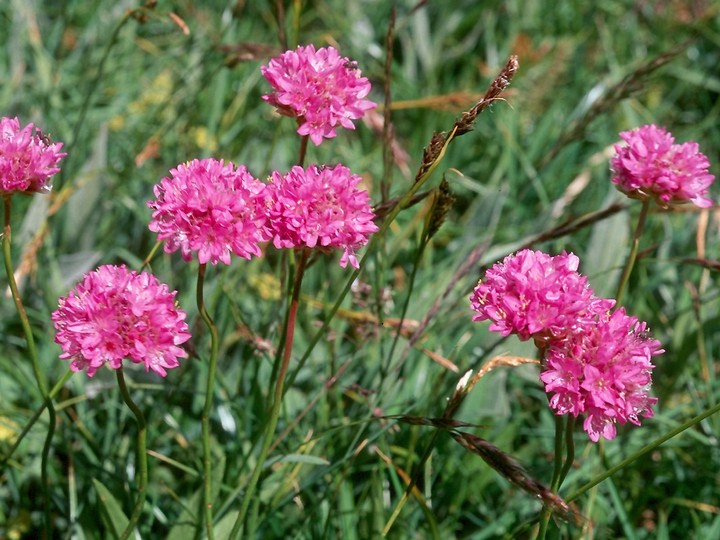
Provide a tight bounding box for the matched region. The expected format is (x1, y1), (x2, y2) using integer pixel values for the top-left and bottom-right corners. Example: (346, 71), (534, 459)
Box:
(230, 249), (309, 539)
(3, 196), (56, 538)
(197, 263), (220, 539)
(116, 368), (147, 540)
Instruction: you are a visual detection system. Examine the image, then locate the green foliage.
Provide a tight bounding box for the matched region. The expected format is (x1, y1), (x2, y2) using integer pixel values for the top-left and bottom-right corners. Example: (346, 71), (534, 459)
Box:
(1, 0), (719, 538)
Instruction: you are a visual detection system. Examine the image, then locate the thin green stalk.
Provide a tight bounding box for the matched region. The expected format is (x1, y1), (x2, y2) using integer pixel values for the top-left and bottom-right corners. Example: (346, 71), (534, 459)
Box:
(558, 416), (576, 487)
(230, 250), (309, 539)
(285, 128), (458, 393)
(615, 199), (650, 305)
(197, 263), (219, 540)
(3, 196), (56, 538)
(268, 251), (295, 394)
(536, 415), (566, 540)
(297, 134), (309, 167)
(383, 430), (441, 535)
(1, 369), (73, 467)
(568, 399), (720, 502)
(116, 368), (148, 540)
(535, 509), (551, 540)
(549, 416), (565, 492)
(383, 229), (428, 378)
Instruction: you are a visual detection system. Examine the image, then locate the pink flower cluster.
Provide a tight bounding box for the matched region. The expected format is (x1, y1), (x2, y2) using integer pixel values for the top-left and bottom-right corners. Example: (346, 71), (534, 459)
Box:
(148, 159), (271, 266)
(147, 161), (377, 269)
(0, 116), (66, 195)
(261, 44), (377, 146)
(470, 249), (662, 441)
(470, 250), (614, 343)
(51, 45), (379, 379)
(267, 165), (379, 269)
(611, 124), (715, 208)
(52, 265), (191, 377)
(541, 308), (662, 442)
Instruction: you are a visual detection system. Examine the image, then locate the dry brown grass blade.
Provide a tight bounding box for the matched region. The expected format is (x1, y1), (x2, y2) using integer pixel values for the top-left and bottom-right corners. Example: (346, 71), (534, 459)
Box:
(450, 430), (584, 526)
(523, 202), (627, 248)
(418, 347), (459, 372)
(474, 354), (539, 379)
(444, 356), (539, 419)
(386, 415), (483, 430)
(390, 92), (484, 111)
(678, 257), (720, 272)
(219, 42), (281, 67)
(373, 445), (429, 505)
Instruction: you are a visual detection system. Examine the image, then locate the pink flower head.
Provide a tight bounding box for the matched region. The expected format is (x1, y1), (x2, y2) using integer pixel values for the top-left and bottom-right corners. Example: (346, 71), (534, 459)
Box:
(0, 116), (66, 195)
(261, 44), (377, 146)
(470, 249), (615, 343)
(52, 265), (191, 378)
(611, 124), (715, 208)
(148, 158), (270, 265)
(540, 308), (663, 442)
(267, 164), (378, 268)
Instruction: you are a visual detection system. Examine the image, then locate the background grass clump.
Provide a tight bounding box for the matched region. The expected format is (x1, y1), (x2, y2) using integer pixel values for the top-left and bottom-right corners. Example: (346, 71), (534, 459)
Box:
(1, 0), (720, 538)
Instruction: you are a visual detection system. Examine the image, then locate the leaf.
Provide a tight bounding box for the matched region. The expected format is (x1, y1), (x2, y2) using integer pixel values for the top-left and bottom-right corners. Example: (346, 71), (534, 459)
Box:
(92, 479), (129, 539)
(585, 192), (629, 297)
(211, 510), (240, 540)
(276, 453), (330, 466)
(167, 451), (226, 540)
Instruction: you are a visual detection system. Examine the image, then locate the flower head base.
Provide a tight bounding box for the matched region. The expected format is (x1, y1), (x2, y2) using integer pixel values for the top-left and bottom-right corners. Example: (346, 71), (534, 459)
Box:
(611, 124), (715, 208)
(148, 158), (270, 265)
(52, 265), (191, 377)
(540, 308), (663, 441)
(470, 249), (614, 343)
(0, 116), (66, 196)
(267, 164), (378, 268)
(261, 44), (377, 146)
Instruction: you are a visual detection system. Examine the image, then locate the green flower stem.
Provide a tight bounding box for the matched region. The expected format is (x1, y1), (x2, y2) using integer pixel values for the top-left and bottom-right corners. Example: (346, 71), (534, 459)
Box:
(197, 263), (220, 540)
(268, 251), (295, 394)
(615, 199), (650, 305)
(558, 416), (576, 487)
(116, 368), (148, 540)
(1, 369), (74, 467)
(383, 429), (441, 536)
(535, 509), (551, 540)
(297, 134), (309, 167)
(550, 415), (565, 491)
(568, 399), (720, 502)
(383, 212), (431, 378)
(3, 196), (56, 538)
(536, 415), (566, 540)
(230, 249), (309, 540)
(284, 128), (459, 394)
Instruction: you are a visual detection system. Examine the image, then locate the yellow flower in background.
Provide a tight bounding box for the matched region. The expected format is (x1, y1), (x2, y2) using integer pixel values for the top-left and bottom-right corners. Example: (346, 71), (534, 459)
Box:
(189, 126), (218, 153)
(0, 416), (20, 444)
(110, 70), (174, 131)
(249, 272), (282, 301)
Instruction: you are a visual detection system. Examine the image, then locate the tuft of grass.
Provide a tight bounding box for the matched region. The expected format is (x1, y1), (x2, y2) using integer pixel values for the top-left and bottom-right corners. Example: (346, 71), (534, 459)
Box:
(1, 1), (719, 538)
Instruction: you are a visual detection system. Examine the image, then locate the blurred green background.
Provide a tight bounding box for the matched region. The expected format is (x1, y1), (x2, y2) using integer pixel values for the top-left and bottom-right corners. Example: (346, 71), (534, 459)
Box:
(1, 1), (719, 538)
